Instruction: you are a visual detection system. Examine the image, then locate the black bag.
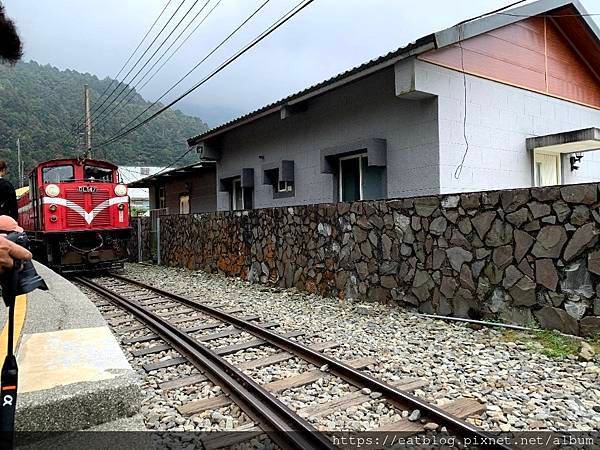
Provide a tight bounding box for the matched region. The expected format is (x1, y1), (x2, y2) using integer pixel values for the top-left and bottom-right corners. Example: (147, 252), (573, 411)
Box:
(0, 179), (17, 219)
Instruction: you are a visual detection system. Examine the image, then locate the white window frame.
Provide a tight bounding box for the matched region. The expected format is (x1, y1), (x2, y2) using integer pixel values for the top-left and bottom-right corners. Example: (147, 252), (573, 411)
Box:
(277, 180), (293, 192)
(533, 150), (562, 187)
(179, 193), (190, 214)
(158, 186), (166, 209)
(231, 177), (243, 210)
(338, 153), (367, 202)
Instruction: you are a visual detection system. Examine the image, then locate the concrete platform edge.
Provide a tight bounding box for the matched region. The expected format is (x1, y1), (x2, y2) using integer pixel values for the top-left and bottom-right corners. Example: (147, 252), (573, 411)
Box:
(14, 262), (142, 431)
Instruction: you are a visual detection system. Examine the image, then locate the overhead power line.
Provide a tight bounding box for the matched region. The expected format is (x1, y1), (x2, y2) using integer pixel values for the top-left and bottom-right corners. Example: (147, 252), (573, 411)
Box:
(90, 0), (217, 133)
(73, 0), (188, 135)
(92, 0), (273, 149)
(454, 0), (527, 27)
(97, 0), (316, 149)
(152, 147), (195, 177)
(499, 12), (600, 17)
(137, 0), (223, 93)
(97, 0), (316, 174)
(86, 0), (205, 130)
(98, 0), (313, 149)
(71, 0), (174, 135)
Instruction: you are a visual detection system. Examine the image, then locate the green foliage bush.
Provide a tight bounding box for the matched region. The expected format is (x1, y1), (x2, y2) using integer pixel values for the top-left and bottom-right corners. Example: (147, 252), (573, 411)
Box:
(0, 61), (208, 184)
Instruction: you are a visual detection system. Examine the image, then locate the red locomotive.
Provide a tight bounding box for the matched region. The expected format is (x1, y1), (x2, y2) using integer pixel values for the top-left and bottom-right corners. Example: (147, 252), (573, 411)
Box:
(17, 158), (131, 272)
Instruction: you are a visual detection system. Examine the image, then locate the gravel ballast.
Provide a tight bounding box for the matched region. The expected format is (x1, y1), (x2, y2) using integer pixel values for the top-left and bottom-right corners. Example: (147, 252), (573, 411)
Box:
(84, 263), (600, 435)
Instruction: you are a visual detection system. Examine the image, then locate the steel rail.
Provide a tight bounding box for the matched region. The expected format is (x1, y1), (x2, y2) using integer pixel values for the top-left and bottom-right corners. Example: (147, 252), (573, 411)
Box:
(75, 276), (336, 450)
(111, 273), (517, 450)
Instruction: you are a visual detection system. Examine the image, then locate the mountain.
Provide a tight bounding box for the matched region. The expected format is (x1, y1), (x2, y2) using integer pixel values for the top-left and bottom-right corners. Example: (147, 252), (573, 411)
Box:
(177, 100), (244, 128)
(0, 60), (208, 184)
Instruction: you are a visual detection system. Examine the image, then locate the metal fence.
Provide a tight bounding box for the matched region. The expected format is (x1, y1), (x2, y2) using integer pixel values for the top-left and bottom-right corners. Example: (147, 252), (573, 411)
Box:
(132, 208), (168, 264)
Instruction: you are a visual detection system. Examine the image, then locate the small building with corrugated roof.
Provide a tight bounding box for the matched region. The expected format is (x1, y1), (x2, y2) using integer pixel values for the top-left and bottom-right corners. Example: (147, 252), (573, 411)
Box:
(186, 0), (600, 212)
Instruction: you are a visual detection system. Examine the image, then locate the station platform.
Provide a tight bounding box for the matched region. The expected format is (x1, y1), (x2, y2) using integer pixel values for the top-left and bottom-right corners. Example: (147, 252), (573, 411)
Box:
(0, 262), (143, 432)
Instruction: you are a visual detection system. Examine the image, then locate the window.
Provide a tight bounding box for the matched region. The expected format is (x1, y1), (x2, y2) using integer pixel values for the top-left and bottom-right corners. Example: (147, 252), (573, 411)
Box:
(263, 161), (294, 199)
(140, 167), (150, 176)
(158, 186), (166, 209)
(231, 178), (242, 210)
(230, 177), (253, 210)
(179, 194), (190, 214)
(533, 151), (560, 187)
(278, 181), (293, 193)
(266, 170), (294, 198)
(338, 154), (383, 202)
(42, 165), (74, 183)
(84, 165), (113, 182)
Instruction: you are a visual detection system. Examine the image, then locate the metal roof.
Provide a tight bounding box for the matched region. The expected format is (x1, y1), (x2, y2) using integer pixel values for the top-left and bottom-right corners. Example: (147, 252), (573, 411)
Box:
(127, 161), (216, 188)
(187, 0), (598, 147)
(186, 33), (435, 145)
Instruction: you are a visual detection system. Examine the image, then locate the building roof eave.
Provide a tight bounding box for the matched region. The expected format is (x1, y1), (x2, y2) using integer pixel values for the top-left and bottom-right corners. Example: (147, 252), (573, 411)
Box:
(187, 35), (437, 146)
(127, 161), (216, 188)
(187, 0), (599, 147)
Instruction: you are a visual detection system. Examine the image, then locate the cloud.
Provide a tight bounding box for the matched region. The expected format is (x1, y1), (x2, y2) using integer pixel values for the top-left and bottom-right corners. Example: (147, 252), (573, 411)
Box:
(4, 0), (599, 127)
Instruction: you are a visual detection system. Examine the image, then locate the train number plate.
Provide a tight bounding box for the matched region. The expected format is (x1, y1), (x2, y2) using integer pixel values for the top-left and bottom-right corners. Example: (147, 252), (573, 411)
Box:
(78, 186), (97, 193)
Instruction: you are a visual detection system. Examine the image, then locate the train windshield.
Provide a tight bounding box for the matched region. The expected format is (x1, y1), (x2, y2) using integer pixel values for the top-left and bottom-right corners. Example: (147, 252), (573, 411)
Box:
(84, 165), (113, 182)
(42, 165), (74, 183)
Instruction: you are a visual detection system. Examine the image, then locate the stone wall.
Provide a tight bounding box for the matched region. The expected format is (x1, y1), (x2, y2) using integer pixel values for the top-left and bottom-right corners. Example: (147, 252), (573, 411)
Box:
(128, 217), (154, 262)
(130, 183), (600, 336)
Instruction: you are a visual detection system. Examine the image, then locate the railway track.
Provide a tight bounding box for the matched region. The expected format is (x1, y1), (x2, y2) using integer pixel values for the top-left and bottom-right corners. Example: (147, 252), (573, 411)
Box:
(75, 274), (516, 450)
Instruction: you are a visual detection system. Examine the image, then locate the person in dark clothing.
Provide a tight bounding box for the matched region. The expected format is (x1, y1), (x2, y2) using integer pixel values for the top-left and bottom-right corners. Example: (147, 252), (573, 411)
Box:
(0, 160), (18, 220)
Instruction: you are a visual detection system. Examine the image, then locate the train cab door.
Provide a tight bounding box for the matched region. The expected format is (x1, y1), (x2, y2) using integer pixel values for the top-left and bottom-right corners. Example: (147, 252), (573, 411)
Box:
(30, 172), (41, 230)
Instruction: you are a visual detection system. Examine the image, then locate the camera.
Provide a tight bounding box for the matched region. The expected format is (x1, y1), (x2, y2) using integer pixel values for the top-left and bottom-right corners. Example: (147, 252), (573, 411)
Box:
(1, 232), (47, 297)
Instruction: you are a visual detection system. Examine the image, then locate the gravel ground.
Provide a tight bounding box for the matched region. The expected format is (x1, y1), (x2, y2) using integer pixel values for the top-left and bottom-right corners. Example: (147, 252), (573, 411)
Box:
(114, 263), (600, 435)
(78, 265), (600, 449)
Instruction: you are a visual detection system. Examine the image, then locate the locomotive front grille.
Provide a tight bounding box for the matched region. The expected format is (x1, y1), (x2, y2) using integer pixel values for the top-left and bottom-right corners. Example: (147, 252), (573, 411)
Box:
(64, 188), (111, 227)
(91, 190), (111, 226)
(65, 189), (86, 227)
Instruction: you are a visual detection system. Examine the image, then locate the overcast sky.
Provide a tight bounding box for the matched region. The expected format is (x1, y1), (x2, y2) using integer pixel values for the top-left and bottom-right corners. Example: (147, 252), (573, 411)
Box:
(4, 0), (600, 126)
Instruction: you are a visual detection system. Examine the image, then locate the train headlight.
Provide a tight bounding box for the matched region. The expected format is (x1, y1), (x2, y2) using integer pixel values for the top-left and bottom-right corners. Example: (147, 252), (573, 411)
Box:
(114, 184), (127, 196)
(45, 184), (60, 197)
(49, 204), (57, 212)
(118, 203), (125, 210)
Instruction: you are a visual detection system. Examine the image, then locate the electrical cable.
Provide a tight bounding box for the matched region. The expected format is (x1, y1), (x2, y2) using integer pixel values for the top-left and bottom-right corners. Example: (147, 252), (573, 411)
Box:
(453, 23), (469, 180)
(499, 12), (600, 18)
(137, 0), (223, 93)
(88, 0), (204, 130)
(151, 147), (195, 177)
(94, 0), (273, 148)
(71, 0), (175, 134)
(74, 0), (189, 135)
(97, 0), (314, 149)
(90, 0), (217, 133)
(453, 0), (528, 179)
(452, 1), (600, 179)
(454, 0), (527, 27)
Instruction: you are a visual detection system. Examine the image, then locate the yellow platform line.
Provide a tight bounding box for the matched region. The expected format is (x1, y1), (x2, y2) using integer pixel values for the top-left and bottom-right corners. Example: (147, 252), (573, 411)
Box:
(0, 295), (27, 360)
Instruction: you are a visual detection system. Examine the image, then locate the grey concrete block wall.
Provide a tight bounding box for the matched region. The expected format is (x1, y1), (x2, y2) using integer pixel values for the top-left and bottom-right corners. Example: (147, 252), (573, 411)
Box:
(214, 67), (441, 210)
(408, 59), (600, 193)
(206, 56), (600, 213)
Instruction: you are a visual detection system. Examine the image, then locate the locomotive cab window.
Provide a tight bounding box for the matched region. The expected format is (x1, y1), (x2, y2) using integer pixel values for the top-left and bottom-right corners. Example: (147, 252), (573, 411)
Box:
(42, 165), (74, 183)
(84, 165), (113, 182)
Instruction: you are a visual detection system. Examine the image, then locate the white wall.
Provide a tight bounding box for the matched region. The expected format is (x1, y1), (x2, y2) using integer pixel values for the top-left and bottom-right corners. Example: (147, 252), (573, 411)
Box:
(408, 59), (600, 193)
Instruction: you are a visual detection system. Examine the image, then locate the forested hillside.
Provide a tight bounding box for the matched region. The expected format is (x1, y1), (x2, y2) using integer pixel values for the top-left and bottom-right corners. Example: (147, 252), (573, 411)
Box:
(0, 61), (208, 184)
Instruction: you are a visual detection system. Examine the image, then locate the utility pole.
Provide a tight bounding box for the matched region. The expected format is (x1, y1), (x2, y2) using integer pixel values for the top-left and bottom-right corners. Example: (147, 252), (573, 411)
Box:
(83, 84), (92, 159)
(16, 138), (21, 188)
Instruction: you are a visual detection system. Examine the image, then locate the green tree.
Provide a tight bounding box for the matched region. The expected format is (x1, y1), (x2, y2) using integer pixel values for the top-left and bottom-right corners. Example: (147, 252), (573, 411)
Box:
(0, 60), (208, 184)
